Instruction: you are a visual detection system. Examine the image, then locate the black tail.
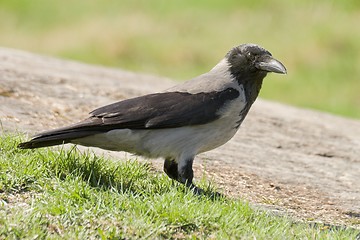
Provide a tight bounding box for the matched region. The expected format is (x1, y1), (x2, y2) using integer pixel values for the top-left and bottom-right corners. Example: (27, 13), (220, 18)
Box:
(18, 136), (70, 149)
(18, 126), (103, 149)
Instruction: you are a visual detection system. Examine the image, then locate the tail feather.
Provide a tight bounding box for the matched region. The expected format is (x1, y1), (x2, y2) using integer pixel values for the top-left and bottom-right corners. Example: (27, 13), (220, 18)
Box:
(18, 128), (103, 149)
(18, 137), (70, 149)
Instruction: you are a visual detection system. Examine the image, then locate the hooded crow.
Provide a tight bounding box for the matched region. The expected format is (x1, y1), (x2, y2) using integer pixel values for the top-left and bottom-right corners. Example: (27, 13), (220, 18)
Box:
(18, 43), (286, 193)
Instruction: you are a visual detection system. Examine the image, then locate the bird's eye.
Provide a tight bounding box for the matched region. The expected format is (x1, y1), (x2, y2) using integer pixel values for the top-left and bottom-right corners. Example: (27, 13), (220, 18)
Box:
(247, 52), (252, 58)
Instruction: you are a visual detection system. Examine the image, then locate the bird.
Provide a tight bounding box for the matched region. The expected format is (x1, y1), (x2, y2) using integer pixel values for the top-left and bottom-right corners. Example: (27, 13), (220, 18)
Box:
(18, 43), (286, 194)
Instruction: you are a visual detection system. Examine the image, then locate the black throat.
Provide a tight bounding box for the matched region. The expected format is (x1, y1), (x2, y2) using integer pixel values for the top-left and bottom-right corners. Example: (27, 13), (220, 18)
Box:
(231, 70), (267, 118)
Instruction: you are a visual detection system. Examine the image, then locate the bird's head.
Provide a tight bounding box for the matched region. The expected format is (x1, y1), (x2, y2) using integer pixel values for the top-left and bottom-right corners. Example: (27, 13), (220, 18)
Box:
(225, 43), (286, 82)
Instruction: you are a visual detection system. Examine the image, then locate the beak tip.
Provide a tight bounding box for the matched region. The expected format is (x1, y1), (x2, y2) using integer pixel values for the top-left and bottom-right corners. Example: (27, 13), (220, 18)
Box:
(280, 68), (287, 75)
(256, 57), (287, 75)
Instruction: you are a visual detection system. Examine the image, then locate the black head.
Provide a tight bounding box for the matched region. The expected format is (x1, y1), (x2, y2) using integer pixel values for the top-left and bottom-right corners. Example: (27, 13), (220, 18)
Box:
(225, 43), (286, 109)
(226, 43), (286, 81)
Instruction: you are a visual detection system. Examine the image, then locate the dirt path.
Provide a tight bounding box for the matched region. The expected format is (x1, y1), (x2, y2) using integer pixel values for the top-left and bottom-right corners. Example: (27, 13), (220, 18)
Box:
(1, 47), (359, 228)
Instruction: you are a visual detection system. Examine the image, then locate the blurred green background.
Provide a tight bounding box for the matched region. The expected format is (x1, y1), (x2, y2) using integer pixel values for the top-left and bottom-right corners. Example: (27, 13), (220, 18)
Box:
(1, 0), (359, 118)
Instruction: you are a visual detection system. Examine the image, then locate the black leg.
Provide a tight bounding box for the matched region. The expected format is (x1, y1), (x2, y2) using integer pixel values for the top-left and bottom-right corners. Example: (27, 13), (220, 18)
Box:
(164, 157), (196, 189)
(166, 157), (222, 198)
(163, 158), (179, 181)
(177, 157), (205, 195)
(177, 158), (194, 187)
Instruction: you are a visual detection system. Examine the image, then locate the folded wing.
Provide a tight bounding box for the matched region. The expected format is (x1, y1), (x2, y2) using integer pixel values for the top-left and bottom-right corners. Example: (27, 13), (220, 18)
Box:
(18, 88), (239, 149)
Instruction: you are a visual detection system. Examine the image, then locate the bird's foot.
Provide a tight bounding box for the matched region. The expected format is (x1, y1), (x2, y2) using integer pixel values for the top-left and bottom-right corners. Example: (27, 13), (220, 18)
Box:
(187, 183), (224, 200)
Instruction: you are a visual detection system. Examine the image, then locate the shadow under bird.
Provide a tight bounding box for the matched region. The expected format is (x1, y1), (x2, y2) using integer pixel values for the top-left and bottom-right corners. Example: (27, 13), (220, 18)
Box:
(18, 43), (286, 194)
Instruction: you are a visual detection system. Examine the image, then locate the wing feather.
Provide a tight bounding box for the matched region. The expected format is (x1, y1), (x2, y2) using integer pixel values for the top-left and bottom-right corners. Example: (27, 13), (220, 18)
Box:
(88, 88), (239, 129)
(18, 88), (239, 149)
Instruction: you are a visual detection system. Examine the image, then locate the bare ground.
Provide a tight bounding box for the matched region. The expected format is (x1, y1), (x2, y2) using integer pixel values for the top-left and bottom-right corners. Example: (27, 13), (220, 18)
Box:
(1, 47), (359, 228)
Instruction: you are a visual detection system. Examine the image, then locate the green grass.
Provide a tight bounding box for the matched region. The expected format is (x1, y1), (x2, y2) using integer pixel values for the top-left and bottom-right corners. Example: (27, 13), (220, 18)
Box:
(1, 0), (360, 118)
(0, 134), (359, 239)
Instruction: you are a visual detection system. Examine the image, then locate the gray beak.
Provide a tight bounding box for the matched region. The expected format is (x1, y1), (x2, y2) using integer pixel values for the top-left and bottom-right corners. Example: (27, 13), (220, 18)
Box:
(255, 55), (287, 74)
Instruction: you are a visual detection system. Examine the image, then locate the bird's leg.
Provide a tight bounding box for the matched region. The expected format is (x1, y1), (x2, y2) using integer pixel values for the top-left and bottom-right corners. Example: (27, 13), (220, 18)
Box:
(163, 158), (179, 181)
(165, 157), (221, 198)
(164, 157), (204, 195)
(177, 157), (204, 195)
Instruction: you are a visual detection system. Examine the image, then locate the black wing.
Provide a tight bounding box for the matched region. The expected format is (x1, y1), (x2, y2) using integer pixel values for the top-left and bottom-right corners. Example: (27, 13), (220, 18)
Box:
(88, 87), (239, 129)
(18, 88), (239, 149)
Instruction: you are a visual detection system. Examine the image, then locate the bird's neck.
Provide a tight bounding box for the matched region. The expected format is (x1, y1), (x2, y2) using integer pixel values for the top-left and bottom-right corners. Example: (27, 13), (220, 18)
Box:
(244, 76), (264, 105)
(236, 72), (266, 116)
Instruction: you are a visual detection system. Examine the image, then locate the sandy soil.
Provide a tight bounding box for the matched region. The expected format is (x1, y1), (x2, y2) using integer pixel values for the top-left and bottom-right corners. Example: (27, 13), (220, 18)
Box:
(1, 47), (359, 228)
